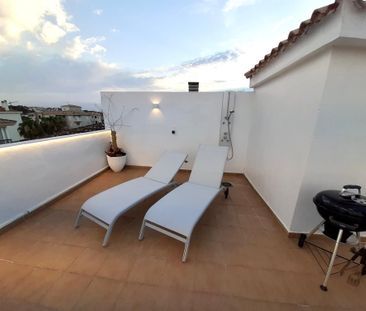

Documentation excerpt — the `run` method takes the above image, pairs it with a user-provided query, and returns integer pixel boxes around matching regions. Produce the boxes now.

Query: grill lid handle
[343,185,361,192]
[329,216,359,231]
[340,185,361,197]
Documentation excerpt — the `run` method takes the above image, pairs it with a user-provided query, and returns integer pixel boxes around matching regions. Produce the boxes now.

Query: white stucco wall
[244,0,366,233]
[244,50,332,229]
[0,131,109,228]
[101,91,252,173]
[291,45,366,232]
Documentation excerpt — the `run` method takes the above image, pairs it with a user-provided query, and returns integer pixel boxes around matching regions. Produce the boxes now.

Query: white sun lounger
[74,151,187,246]
[139,145,229,262]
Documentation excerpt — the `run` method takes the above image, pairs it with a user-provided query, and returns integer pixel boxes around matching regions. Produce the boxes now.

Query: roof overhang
[244,1,340,80]
[0,118,17,128]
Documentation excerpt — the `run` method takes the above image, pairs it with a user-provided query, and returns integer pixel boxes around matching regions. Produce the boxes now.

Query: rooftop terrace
[0,167,364,311]
[1,2,366,309]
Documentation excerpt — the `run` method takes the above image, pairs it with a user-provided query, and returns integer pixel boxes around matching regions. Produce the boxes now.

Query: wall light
[151,98,161,110]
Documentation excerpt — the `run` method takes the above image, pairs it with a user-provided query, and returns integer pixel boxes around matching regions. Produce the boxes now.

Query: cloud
[39,21,67,44]
[136,49,250,91]
[0,0,257,107]
[0,0,78,47]
[0,0,148,107]
[110,28,120,33]
[223,0,257,12]
[63,36,106,59]
[194,0,220,14]
[182,50,240,68]
[93,9,103,16]
[0,51,154,106]
[138,50,241,79]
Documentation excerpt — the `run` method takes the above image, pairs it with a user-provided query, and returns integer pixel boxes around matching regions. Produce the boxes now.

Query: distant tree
[8,105,32,114]
[40,116,66,135]
[18,116,66,139]
[18,117,45,139]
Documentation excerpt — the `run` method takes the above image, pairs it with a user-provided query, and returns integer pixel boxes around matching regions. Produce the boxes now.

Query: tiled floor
[0,167,365,310]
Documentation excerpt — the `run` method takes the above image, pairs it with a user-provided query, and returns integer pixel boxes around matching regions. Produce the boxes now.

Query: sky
[0,0,332,109]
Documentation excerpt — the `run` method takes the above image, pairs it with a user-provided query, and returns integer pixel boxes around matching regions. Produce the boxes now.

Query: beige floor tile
[138,234,184,260]
[224,265,268,300]
[96,252,136,281]
[189,239,225,265]
[40,272,92,311]
[16,241,83,270]
[0,297,57,311]
[127,256,167,286]
[192,262,228,295]
[8,267,62,304]
[0,261,33,296]
[61,226,106,249]
[191,293,245,311]
[115,283,192,311]
[73,277,123,311]
[159,258,196,290]
[67,248,107,276]
[0,235,39,262]
[1,169,366,311]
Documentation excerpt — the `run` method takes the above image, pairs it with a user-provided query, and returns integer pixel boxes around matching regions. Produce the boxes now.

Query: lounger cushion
[145,182,220,237]
[82,177,166,224]
[145,151,187,184]
[189,145,228,189]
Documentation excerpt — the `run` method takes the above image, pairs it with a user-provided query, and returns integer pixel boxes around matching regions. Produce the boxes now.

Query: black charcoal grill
[298,185,366,291]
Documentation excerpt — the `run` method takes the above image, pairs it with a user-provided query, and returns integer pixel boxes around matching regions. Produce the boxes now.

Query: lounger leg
[102,225,114,247]
[182,237,191,263]
[74,210,83,228]
[138,220,146,241]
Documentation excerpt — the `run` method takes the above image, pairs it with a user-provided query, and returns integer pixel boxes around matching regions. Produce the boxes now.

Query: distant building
[41,104,103,129]
[0,101,23,144]
[61,104,82,112]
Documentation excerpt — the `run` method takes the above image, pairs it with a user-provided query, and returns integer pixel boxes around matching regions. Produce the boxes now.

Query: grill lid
[314,190,366,231]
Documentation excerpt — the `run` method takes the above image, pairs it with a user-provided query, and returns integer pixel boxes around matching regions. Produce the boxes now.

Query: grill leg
[224,187,229,199]
[308,220,326,237]
[298,220,325,248]
[320,228,344,291]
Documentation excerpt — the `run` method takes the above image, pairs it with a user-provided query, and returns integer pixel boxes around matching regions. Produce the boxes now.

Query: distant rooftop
[42,110,102,117]
[61,104,82,108]
[0,118,16,127]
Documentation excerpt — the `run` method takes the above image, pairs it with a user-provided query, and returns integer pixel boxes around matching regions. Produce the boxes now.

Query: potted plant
[103,94,138,172]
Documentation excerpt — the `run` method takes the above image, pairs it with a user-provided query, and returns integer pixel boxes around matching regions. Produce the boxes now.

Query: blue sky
[0,0,332,109]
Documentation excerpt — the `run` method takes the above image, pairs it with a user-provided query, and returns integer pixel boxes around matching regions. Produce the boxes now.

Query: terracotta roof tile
[245,1,340,79]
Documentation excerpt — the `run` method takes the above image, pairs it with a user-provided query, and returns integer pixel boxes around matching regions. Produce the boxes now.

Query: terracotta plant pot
[106,154,127,172]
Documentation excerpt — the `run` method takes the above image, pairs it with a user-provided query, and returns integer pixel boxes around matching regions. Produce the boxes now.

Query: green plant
[18,115,66,139]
